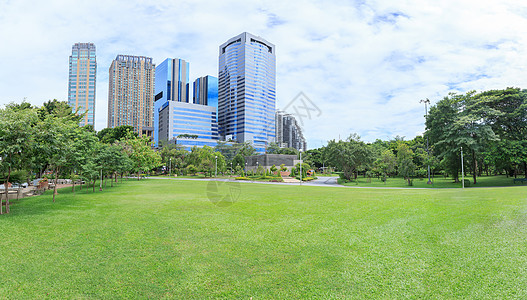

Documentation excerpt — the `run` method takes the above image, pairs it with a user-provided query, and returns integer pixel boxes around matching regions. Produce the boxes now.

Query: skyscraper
[218,32,276,153]
[154,59,218,148]
[107,55,155,136]
[275,110,307,152]
[153,58,189,144]
[193,75,218,107]
[68,43,96,126]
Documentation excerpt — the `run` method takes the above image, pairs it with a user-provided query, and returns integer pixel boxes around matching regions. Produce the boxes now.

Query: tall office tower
[153,58,190,145]
[68,43,96,126]
[107,55,155,136]
[218,32,276,153]
[154,59,218,148]
[193,75,218,107]
[275,110,307,152]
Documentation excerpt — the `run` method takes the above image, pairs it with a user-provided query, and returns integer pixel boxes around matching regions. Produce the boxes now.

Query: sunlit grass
[0,179,526,298]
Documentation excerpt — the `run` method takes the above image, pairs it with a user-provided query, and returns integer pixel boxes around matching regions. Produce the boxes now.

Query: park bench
[513,178,527,184]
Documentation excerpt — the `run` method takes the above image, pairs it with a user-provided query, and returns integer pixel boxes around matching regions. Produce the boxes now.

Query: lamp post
[169,157,172,177]
[215,156,217,178]
[256,161,259,174]
[245,162,247,174]
[99,169,103,191]
[420,98,432,184]
[230,162,233,176]
[299,149,303,185]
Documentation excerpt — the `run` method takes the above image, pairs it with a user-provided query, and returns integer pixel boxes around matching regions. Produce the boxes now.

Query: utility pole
[420,98,432,184]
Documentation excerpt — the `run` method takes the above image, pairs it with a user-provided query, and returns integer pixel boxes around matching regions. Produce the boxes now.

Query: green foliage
[177,134,198,139]
[280,164,288,172]
[396,143,416,185]
[97,125,137,144]
[324,134,374,181]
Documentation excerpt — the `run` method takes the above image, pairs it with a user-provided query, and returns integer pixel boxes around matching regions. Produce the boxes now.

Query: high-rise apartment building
[107,55,155,136]
[218,32,276,153]
[193,75,218,107]
[68,43,96,126]
[154,59,218,148]
[275,110,307,152]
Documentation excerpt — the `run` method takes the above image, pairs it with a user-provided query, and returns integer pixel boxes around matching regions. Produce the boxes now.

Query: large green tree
[0,104,38,213]
[324,134,374,181]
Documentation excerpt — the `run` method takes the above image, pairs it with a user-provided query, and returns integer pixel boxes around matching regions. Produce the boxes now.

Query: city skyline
[2,1,527,149]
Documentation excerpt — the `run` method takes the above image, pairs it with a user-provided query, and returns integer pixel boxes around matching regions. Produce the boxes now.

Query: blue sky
[1,0,527,149]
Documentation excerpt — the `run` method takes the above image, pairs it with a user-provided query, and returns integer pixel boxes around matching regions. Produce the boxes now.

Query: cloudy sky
[1,0,527,148]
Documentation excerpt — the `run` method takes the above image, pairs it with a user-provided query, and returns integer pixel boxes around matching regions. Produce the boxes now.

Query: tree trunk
[52,166,60,203]
[3,165,12,214]
[92,180,95,193]
[72,180,75,194]
[524,162,527,179]
[472,150,477,185]
[137,171,140,180]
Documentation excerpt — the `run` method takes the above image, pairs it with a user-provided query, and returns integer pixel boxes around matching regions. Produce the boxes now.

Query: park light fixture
[299,149,303,185]
[215,156,217,178]
[420,98,432,184]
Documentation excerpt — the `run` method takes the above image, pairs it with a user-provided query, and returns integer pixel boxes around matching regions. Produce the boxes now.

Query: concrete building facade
[275,110,307,152]
[107,55,155,136]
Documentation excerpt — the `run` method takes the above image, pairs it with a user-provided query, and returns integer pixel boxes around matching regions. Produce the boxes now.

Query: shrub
[235,177,250,180]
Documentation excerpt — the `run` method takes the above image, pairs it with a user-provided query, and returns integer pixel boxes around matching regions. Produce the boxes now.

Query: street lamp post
[230,162,233,176]
[169,157,172,177]
[420,98,432,184]
[215,156,217,178]
[299,150,303,185]
[256,161,259,175]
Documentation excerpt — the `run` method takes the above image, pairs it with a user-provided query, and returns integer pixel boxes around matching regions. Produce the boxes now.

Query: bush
[235,177,250,180]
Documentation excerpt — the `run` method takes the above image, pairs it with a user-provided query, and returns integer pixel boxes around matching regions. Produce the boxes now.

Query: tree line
[0,100,162,214]
[301,87,527,185]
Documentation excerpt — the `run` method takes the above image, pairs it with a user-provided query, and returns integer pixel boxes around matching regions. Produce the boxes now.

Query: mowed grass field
[340,174,527,188]
[1,179,526,298]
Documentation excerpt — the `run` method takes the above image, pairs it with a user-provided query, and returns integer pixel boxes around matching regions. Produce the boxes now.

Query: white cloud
[1,0,527,148]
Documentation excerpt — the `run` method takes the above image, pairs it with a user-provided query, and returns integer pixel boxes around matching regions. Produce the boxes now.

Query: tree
[396,143,416,185]
[374,149,396,179]
[0,104,38,213]
[97,125,137,144]
[119,134,161,179]
[324,134,374,181]
[426,91,498,184]
[266,142,281,154]
[38,99,82,123]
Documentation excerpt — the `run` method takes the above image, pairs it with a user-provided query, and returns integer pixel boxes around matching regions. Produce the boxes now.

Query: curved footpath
[149,176,467,190]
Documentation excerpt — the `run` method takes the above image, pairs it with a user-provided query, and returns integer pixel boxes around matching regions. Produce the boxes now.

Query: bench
[513,178,527,184]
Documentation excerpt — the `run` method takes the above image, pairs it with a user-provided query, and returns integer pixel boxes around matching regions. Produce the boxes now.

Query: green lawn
[340,174,527,188]
[1,179,527,298]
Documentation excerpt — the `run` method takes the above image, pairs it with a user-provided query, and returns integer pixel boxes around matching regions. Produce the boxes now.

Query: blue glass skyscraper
[154,58,190,145]
[218,32,276,153]
[154,58,218,148]
[193,75,218,108]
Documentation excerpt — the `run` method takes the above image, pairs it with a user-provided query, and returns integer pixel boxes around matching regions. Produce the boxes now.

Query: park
[0,89,526,298]
[0,178,526,298]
